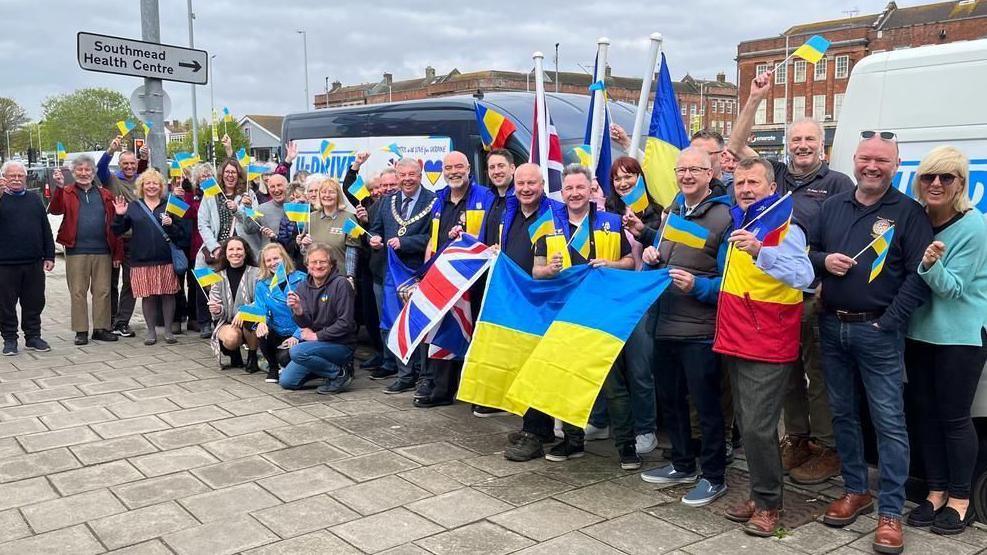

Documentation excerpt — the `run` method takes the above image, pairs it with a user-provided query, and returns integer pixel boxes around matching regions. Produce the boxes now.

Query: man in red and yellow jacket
[713,158,813,537]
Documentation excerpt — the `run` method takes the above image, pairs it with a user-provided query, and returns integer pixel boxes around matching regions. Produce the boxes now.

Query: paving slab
[113,472,211,509]
[331,475,431,515]
[21,488,127,533]
[489,498,604,541]
[243,530,362,555]
[414,521,534,554]
[162,515,279,555]
[330,507,444,553]
[252,494,360,537]
[0,525,104,555]
[405,487,512,528]
[90,501,199,550]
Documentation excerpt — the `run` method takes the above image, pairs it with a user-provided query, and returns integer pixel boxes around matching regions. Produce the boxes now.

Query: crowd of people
[0,69,985,554]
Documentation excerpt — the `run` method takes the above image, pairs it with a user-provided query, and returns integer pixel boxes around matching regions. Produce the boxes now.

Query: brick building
[314,66,737,138]
[736,0,987,156]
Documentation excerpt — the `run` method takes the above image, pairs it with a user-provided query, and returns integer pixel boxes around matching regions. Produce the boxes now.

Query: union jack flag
[426,292,474,360]
[387,235,495,364]
[530,94,564,200]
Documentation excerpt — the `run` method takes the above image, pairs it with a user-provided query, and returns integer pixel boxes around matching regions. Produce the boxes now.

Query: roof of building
[241,115,283,139]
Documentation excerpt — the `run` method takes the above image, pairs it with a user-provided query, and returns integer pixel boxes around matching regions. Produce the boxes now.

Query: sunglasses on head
[918,173,960,186]
[860,130,897,141]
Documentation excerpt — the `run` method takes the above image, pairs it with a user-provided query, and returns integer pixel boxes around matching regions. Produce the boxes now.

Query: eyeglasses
[860,130,897,141]
[918,173,960,186]
[674,166,711,175]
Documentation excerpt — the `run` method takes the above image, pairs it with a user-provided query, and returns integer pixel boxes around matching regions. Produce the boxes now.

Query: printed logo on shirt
[320,294,330,303]
[872,218,894,239]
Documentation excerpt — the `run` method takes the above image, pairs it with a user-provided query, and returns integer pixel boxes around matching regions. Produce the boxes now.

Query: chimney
[383,72,393,86]
[425,66,436,81]
[605,64,612,79]
[331,80,342,91]
[716,71,726,83]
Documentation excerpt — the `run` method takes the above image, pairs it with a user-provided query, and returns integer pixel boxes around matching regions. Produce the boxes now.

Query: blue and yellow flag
[868,226,895,283]
[165,194,190,217]
[223,107,233,123]
[199,176,222,197]
[142,120,153,137]
[527,209,554,245]
[247,163,266,181]
[169,160,182,178]
[56,142,67,161]
[621,176,649,214]
[380,142,402,159]
[237,304,266,324]
[270,261,289,292]
[583,53,613,196]
[571,145,592,168]
[174,152,198,169]
[243,206,263,220]
[347,176,370,201]
[662,213,709,249]
[192,267,222,287]
[320,140,335,161]
[642,53,691,208]
[236,147,250,167]
[341,218,366,238]
[283,202,310,223]
[116,119,137,136]
[568,218,591,259]
[793,35,831,64]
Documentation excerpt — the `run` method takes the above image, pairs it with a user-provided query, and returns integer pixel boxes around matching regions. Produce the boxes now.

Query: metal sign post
[140,0,166,172]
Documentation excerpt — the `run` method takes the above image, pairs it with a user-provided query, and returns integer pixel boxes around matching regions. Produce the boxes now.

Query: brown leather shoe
[790,447,841,485]
[725,499,756,522]
[781,435,813,472]
[823,492,874,527]
[744,508,782,537]
[873,515,904,554]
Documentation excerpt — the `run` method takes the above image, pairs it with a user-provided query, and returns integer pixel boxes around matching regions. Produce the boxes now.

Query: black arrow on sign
[178,60,202,72]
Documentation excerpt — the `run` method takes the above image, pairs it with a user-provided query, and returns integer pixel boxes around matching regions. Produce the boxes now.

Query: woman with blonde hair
[904,145,987,535]
[253,242,306,383]
[297,176,360,284]
[111,168,187,345]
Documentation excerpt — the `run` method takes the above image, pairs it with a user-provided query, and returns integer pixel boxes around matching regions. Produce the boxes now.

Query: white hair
[304,173,328,190]
[71,155,96,171]
[190,162,216,184]
[0,160,26,176]
[394,158,421,173]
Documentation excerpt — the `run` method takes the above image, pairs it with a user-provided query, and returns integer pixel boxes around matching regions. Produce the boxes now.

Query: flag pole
[629,33,662,161]
[589,37,610,172]
[772,52,795,75]
[532,51,550,193]
[740,191,793,230]
[851,225,895,261]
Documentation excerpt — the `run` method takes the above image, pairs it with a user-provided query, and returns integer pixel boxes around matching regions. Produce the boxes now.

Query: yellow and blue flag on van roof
[868,226,895,283]
[165,194,190,217]
[641,53,691,208]
[320,140,335,161]
[661,212,710,249]
[56,142,67,161]
[192,267,222,288]
[347,175,370,201]
[793,35,831,64]
[621,176,649,214]
[568,217,591,259]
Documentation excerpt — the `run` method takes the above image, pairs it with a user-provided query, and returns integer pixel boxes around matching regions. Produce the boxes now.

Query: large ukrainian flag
[506,267,671,427]
[641,53,691,208]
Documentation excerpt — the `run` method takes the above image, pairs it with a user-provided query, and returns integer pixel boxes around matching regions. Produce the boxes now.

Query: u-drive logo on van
[894,159,987,212]
[296,151,358,180]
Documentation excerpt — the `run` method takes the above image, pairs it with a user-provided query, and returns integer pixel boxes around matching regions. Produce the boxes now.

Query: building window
[773,98,787,124]
[755,100,767,125]
[755,63,769,77]
[726,100,733,114]
[792,96,805,120]
[794,60,807,83]
[681,105,686,116]
[813,95,826,120]
[726,121,733,136]
[775,62,787,84]
[814,57,827,80]
[835,55,850,79]
[834,93,845,120]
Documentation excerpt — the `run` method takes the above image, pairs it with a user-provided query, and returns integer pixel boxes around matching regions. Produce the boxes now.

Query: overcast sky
[4,0,892,122]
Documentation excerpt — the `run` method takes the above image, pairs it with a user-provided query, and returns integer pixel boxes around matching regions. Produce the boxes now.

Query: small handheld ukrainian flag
[793,35,831,64]
[283,202,310,223]
[571,145,592,168]
[169,160,182,178]
[342,219,367,238]
[270,261,289,292]
[247,163,266,181]
[166,194,190,217]
[237,304,267,324]
[56,142,67,161]
[320,140,335,161]
[621,176,649,214]
[175,152,198,169]
[199,176,222,197]
[568,218,591,259]
[661,213,709,249]
[236,147,250,167]
[347,176,370,201]
[192,267,223,287]
[116,119,137,136]
[244,206,263,220]
[142,120,153,137]
[868,226,895,283]
[527,209,554,245]
[223,107,233,123]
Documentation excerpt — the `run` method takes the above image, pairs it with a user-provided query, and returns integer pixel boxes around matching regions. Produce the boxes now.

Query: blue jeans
[624,305,657,435]
[279,341,354,390]
[819,313,909,517]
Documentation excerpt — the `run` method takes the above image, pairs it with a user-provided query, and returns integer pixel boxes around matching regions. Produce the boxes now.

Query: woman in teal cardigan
[904,146,987,536]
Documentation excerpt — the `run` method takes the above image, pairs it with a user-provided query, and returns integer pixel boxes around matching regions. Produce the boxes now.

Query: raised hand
[112,195,128,216]
[750,70,773,100]
[354,151,370,166]
[285,141,299,163]
[109,135,123,153]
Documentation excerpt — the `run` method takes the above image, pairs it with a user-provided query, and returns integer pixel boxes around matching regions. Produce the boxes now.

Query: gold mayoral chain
[391,195,436,236]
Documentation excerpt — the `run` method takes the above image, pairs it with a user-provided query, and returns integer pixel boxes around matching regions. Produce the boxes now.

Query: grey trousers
[783,295,835,447]
[727,355,793,510]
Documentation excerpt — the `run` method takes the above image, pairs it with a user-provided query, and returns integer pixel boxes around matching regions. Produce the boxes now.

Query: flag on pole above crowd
[529,52,564,200]
[793,35,831,64]
[641,53,690,208]
[584,42,613,196]
[475,103,517,151]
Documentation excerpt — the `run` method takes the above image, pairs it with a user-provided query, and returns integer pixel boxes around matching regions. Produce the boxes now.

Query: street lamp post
[209,54,217,164]
[297,30,310,111]
[186,0,199,157]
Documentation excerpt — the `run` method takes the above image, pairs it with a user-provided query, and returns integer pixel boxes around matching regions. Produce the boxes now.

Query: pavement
[1,262,986,554]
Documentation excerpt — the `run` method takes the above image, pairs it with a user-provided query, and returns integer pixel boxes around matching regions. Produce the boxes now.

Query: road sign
[77,31,208,85]
[130,85,171,121]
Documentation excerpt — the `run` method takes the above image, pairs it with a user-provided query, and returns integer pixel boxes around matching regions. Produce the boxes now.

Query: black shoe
[414,396,453,408]
[244,350,260,374]
[171,322,183,335]
[905,500,938,528]
[24,337,50,352]
[74,332,89,346]
[222,349,245,369]
[472,405,506,418]
[112,324,136,338]
[317,369,353,395]
[545,440,585,462]
[504,432,545,461]
[620,443,642,470]
[2,340,17,356]
[359,354,383,371]
[91,329,118,342]
[931,506,974,535]
[199,322,213,339]
[265,367,279,383]
[186,321,201,332]
[725,442,735,465]
[414,379,433,400]
[384,379,416,394]
[369,367,398,380]
[508,430,553,445]
[164,334,177,345]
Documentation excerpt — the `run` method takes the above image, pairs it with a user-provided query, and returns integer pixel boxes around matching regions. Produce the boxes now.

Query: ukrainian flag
[223,107,233,123]
[169,160,182,178]
[199,177,222,197]
[569,218,591,259]
[527,209,554,245]
[166,194,190,218]
[237,304,267,324]
[662,213,709,249]
[348,176,370,201]
[142,120,153,137]
[116,120,137,136]
[621,176,649,214]
[283,202,310,223]
[868,226,895,283]
[505,266,672,427]
[545,234,571,270]
[244,206,263,219]
[236,148,250,167]
[192,267,222,287]
[380,143,402,159]
[641,53,690,208]
[320,140,335,161]
[571,145,592,168]
[793,35,831,64]
[175,152,197,169]
[247,164,266,181]
[270,261,289,291]
[342,218,366,238]
[56,142,67,161]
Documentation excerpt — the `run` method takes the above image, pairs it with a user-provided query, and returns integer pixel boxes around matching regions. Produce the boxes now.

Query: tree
[167,118,249,163]
[41,88,131,152]
[0,97,29,161]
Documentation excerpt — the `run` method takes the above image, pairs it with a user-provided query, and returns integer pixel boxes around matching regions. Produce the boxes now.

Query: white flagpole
[629,33,663,161]
[740,191,793,230]
[532,51,550,193]
[852,225,895,261]
[589,37,610,172]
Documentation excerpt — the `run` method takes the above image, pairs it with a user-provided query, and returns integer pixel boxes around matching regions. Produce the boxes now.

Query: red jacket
[48,184,124,262]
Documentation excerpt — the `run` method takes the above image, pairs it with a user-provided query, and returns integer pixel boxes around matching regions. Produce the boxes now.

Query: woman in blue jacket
[253,243,306,383]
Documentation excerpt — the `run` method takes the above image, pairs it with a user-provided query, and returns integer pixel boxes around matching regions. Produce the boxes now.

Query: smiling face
[141,176,163,199]
[377,172,398,196]
[72,161,95,186]
[262,248,283,273]
[319,183,338,210]
[1,163,27,192]
[267,175,288,203]
[119,152,138,179]
[396,162,421,196]
[513,164,544,211]
[561,172,591,214]
[853,138,899,198]
[226,239,246,268]
[674,149,712,199]
[306,248,332,281]
[305,182,320,204]
[221,164,239,189]
[787,120,822,172]
[442,152,470,190]
[733,163,776,211]
[487,153,514,190]
[612,167,639,196]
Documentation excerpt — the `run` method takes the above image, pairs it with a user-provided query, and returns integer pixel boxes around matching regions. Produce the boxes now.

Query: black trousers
[0,262,46,341]
[258,330,293,371]
[110,239,136,327]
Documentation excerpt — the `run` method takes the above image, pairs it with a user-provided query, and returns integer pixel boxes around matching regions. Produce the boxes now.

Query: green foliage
[41,88,131,152]
[0,97,29,160]
[167,118,249,162]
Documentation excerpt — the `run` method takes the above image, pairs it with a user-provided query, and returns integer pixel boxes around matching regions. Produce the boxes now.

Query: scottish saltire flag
[166,194,190,217]
[745,194,793,247]
[425,292,474,360]
[381,248,418,331]
[869,226,895,283]
[199,177,222,197]
[270,261,289,292]
[621,176,649,214]
[642,53,690,208]
[793,35,831,64]
[237,304,266,324]
[530,96,564,200]
[475,103,517,151]
[320,140,335,161]
[283,202,310,223]
[662,213,709,249]
[56,142,67,161]
[348,176,370,201]
[583,54,613,196]
[568,217,591,259]
[116,120,137,136]
[192,267,222,287]
[387,235,495,364]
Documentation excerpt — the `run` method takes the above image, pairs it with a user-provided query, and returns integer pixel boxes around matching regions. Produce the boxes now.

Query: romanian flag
[793,35,831,64]
[744,194,793,247]
[662,213,709,249]
[621,176,649,214]
[169,160,182,178]
[641,53,690,208]
[347,176,370,201]
[199,177,222,197]
[192,267,222,287]
[175,152,198,169]
[116,120,137,136]
[237,304,267,324]
[247,163,267,181]
[56,142,67,161]
[165,194,190,217]
[270,261,289,291]
[283,202,310,223]
[320,140,335,161]
[475,103,517,151]
[868,226,895,283]
[223,107,233,123]
[568,218,591,259]
[341,218,366,238]
[528,209,554,245]
[236,148,250,167]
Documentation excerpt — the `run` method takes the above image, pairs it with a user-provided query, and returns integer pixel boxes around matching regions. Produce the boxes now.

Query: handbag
[136,200,189,275]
